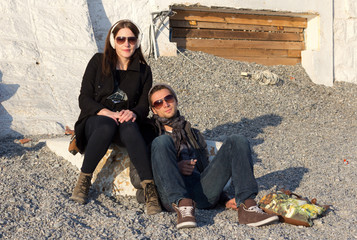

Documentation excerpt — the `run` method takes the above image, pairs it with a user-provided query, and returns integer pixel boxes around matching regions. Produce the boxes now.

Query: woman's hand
[117,109,137,123]
[97,108,121,125]
[97,108,137,124]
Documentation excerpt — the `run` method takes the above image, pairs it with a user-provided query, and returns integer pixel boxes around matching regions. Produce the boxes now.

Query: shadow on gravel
[257,167,309,192]
[0,138,46,158]
[204,114,283,164]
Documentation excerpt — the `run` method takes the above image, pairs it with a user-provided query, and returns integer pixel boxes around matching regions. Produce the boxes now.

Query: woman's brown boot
[140,180,162,215]
[70,172,92,204]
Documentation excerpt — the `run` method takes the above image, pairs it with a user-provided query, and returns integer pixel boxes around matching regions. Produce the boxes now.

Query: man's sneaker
[238,203,279,227]
[172,198,197,229]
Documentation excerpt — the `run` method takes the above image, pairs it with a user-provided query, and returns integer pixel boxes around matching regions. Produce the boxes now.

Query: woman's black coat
[74,53,152,153]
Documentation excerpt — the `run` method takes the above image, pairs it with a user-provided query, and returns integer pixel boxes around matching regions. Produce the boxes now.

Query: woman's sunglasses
[115,36,138,45]
[152,94,175,109]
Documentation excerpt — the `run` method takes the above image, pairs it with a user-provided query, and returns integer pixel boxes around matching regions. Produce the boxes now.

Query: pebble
[0,50,356,239]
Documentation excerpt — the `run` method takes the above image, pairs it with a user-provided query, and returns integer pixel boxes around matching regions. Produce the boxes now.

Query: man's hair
[148,83,177,106]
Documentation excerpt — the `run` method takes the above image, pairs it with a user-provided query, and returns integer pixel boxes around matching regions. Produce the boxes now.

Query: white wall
[0,0,97,137]
[334,0,357,84]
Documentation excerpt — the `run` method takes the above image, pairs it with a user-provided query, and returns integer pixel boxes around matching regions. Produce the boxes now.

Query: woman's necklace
[116,60,129,70]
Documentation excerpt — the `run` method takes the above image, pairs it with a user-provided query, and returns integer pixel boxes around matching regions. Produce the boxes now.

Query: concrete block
[335,45,353,68]
[345,0,357,17]
[346,19,357,42]
[44,136,84,170]
[334,0,347,19]
[334,19,346,42]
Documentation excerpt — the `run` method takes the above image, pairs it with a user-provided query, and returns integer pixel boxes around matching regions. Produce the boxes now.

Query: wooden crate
[170,9,307,65]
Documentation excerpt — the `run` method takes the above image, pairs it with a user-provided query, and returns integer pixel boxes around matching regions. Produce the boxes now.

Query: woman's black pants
[81,115,152,181]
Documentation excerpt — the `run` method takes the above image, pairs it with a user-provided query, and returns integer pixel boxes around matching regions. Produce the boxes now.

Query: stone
[91,144,136,197]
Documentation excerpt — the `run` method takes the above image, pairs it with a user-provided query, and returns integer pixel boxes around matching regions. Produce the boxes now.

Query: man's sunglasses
[152,94,175,109]
[115,36,138,45]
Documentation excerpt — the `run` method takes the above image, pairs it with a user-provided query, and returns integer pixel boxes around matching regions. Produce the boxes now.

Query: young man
[147,83,279,229]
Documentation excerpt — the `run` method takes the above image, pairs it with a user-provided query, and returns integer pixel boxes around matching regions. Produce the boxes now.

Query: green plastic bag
[259,189,329,227]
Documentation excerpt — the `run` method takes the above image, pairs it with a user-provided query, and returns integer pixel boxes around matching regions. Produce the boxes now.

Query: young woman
[70,20,161,215]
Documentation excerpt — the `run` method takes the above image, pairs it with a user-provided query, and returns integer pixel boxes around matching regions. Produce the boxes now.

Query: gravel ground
[1,50,357,239]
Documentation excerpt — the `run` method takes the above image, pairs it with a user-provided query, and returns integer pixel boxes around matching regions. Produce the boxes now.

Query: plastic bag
[259,189,329,227]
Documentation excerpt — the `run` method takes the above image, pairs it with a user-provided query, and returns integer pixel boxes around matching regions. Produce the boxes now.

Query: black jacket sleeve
[78,53,106,116]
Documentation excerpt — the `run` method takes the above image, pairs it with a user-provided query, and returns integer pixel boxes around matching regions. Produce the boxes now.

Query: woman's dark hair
[102,20,147,76]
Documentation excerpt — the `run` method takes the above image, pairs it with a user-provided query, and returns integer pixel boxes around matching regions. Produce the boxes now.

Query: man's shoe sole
[177,221,197,229]
[246,215,279,227]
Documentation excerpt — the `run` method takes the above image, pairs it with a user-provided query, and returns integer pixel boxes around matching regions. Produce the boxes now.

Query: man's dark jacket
[141,119,210,172]
[74,53,152,153]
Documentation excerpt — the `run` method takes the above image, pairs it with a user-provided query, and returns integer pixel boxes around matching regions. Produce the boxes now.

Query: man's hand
[178,159,197,175]
[225,198,238,210]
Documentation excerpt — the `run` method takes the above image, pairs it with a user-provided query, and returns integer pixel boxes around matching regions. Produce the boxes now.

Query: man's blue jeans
[151,134,258,211]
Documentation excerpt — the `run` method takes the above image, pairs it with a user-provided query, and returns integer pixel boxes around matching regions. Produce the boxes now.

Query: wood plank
[226,56,301,65]
[172,28,304,41]
[288,50,301,57]
[169,9,305,66]
[171,38,305,50]
[171,10,307,28]
[171,6,313,19]
[170,20,304,33]
[185,47,301,58]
